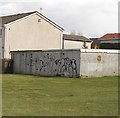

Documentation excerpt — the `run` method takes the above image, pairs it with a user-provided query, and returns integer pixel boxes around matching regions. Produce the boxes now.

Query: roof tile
[1,11,36,25]
[100,33,120,39]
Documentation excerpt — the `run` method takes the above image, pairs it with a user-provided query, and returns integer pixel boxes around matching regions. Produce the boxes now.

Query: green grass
[2,74,118,116]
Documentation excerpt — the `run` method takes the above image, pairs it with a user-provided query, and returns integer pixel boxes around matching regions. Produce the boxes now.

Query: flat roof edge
[10,49,120,54]
[80,49,120,53]
[10,49,81,53]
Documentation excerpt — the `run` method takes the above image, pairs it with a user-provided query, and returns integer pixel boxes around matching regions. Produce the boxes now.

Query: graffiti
[25,53,78,77]
[36,54,56,72]
[55,58,77,77]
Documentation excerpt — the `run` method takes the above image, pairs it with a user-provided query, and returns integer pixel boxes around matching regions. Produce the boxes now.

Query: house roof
[99,33,120,40]
[63,34,92,42]
[0,11,64,31]
[1,11,35,25]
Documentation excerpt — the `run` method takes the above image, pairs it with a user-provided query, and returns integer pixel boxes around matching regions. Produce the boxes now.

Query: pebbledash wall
[11,49,119,78]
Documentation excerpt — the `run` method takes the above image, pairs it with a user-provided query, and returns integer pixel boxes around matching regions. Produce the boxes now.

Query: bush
[2,59,13,73]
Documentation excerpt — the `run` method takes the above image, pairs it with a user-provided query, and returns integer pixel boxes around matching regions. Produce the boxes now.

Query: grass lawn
[2,74,118,116]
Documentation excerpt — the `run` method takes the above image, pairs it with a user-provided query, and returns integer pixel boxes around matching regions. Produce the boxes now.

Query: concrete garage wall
[11,49,119,78]
[80,49,119,77]
[11,50,80,78]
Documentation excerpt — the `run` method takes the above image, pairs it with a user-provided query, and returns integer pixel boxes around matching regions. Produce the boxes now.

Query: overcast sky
[0,0,119,38]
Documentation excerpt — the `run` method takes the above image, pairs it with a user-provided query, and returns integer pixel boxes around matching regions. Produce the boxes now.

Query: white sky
[0,0,119,38]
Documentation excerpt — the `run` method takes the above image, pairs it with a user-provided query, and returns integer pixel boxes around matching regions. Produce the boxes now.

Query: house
[99,33,120,49]
[0,11,64,59]
[63,34,92,49]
